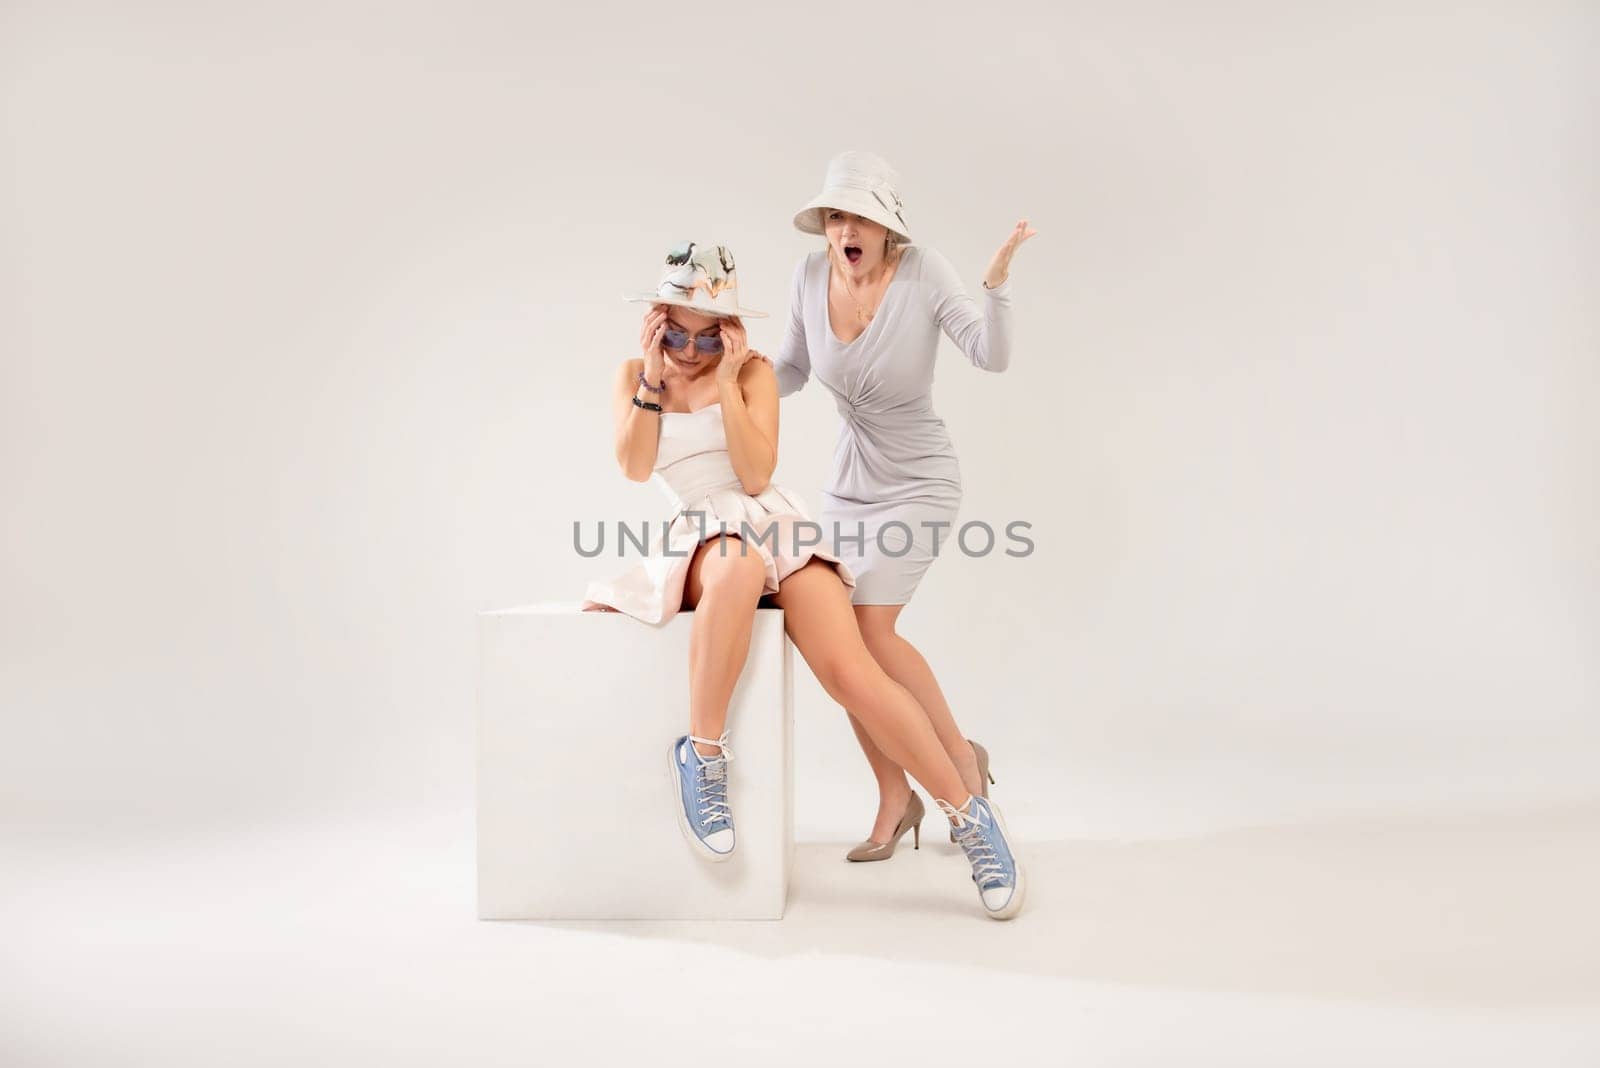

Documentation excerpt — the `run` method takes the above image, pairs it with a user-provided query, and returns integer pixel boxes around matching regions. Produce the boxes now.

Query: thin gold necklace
[833,247,892,323]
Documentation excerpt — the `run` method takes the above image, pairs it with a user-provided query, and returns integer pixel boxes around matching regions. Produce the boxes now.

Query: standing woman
[769,150,1036,859]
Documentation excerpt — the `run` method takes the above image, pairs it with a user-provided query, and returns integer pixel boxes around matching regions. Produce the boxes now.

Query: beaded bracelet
[637,370,665,393]
[632,396,663,412]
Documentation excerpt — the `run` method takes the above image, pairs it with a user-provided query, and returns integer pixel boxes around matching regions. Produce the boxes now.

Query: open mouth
[843,245,862,264]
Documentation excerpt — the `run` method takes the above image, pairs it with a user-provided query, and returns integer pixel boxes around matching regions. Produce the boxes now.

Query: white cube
[476,603,794,920]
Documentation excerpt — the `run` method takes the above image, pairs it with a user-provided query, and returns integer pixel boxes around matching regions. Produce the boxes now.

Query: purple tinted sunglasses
[663,326,724,355]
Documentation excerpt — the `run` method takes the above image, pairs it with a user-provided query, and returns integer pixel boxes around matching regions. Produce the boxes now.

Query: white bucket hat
[792,150,912,242]
[622,240,768,319]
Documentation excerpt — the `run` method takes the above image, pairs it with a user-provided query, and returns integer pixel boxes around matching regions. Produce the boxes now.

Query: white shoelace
[938,798,1006,888]
[687,732,734,825]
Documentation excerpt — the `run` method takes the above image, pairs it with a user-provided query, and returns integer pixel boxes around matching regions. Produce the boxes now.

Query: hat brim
[792,190,912,242]
[622,293,768,319]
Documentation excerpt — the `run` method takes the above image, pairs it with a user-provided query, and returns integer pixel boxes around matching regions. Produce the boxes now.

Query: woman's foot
[867,779,916,845]
[846,791,925,861]
[668,732,735,862]
[937,794,1026,920]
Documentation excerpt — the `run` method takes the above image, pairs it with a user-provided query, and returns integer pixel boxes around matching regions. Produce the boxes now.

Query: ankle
[877,779,912,804]
[943,794,974,825]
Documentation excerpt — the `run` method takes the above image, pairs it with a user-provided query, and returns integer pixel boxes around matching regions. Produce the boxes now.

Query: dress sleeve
[923,246,1013,373]
[771,256,813,397]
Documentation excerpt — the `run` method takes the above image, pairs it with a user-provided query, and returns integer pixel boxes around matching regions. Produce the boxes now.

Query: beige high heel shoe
[949,740,995,843]
[846,790,926,862]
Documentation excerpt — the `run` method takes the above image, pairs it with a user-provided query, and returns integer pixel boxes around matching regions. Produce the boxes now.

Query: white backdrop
[3,1,1596,842]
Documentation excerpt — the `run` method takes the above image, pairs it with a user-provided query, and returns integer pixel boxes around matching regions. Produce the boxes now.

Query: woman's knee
[697,536,767,596]
[853,608,898,657]
[856,625,894,659]
[813,653,883,711]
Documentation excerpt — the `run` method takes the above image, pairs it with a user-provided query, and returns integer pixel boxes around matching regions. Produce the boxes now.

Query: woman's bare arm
[718,358,779,495]
[612,357,661,481]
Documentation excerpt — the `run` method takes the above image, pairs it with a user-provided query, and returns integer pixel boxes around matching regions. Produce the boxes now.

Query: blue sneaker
[937,794,1026,919]
[668,732,735,861]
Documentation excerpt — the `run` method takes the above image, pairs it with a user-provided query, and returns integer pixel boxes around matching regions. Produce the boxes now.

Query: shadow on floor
[526,798,1600,1008]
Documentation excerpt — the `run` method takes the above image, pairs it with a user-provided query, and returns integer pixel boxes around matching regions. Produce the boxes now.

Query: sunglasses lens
[662,328,689,350]
[695,335,724,354]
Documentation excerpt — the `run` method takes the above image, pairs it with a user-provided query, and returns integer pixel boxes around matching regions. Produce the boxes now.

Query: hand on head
[640,305,669,385]
[643,304,733,384]
[715,317,751,383]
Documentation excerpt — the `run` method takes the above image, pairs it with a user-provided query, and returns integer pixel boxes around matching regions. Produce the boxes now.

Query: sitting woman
[580,241,1026,920]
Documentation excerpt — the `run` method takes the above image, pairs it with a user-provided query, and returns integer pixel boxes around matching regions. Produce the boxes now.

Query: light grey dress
[770,244,1014,604]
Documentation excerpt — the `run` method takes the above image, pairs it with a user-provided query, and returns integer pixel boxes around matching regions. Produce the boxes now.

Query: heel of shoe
[971,740,995,790]
[912,820,921,849]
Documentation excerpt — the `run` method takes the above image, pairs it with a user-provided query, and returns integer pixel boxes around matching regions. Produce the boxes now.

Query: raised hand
[639,305,669,385]
[715,317,752,384]
[983,218,1038,289]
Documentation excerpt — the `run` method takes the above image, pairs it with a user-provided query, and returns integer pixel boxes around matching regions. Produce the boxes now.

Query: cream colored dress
[581,400,857,625]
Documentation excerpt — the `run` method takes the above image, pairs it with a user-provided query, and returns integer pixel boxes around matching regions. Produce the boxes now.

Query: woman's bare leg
[771,560,970,814]
[840,709,916,844]
[851,604,985,839]
[680,535,767,755]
